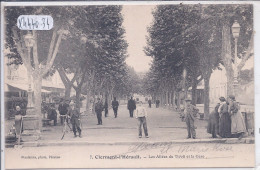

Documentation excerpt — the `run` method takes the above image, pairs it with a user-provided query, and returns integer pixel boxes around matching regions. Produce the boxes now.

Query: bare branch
[46,28,57,65]
[42,30,63,76]
[237,32,254,72]
[12,28,31,72]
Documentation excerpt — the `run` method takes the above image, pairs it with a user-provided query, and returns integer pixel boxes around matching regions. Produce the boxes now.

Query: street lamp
[24,32,35,108]
[231,20,241,96]
[24,32,35,48]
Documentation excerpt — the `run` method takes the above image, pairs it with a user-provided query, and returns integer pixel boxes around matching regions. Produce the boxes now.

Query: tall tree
[5,6,77,129]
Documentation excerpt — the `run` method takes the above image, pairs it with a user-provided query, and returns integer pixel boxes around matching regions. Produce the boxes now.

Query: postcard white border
[1,1,259,170]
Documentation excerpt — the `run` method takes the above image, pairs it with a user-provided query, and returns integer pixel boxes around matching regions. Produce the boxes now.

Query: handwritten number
[18,16,52,30]
[46,18,50,29]
[42,18,45,29]
[18,17,23,29]
[35,21,39,28]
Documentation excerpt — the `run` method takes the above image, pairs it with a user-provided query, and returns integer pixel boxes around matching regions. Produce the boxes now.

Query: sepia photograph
[1,1,256,169]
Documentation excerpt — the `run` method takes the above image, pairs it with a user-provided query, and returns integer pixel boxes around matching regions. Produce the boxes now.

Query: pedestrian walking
[155,99,160,108]
[112,97,119,118]
[58,98,69,125]
[228,95,246,139]
[48,104,57,126]
[104,99,108,117]
[218,97,231,138]
[127,97,136,118]
[135,102,149,138]
[95,98,103,125]
[207,103,220,138]
[68,102,82,138]
[184,98,199,139]
[148,99,152,108]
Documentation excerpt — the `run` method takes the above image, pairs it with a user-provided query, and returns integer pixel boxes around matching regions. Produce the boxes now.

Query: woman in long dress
[228,95,246,139]
[218,97,231,138]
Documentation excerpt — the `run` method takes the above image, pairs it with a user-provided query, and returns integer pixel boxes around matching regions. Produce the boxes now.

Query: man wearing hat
[68,102,82,137]
[58,98,69,125]
[95,98,104,125]
[184,98,199,139]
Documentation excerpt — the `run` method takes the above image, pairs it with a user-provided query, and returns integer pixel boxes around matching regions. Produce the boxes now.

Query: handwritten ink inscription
[17,15,53,30]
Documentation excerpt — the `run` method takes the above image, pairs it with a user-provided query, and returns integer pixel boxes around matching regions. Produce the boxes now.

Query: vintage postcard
[1,1,258,169]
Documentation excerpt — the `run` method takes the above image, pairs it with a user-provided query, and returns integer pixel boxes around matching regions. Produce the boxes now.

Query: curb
[10,137,255,148]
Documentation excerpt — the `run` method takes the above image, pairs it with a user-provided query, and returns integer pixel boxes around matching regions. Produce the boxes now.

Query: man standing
[68,102,82,138]
[184,98,199,139]
[155,99,160,108]
[148,99,152,108]
[48,104,57,126]
[127,97,136,118]
[104,99,108,117]
[95,98,103,125]
[135,102,149,138]
[112,97,119,118]
[58,99,69,125]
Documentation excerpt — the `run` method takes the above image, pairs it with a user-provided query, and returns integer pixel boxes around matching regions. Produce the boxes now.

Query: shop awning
[5,83,51,93]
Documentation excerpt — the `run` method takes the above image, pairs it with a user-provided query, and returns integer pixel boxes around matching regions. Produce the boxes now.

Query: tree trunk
[75,88,81,111]
[176,92,181,111]
[172,91,176,109]
[32,76,43,131]
[191,78,198,106]
[222,20,234,96]
[166,91,169,106]
[203,74,211,119]
[86,90,91,114]
[64,84,72,100]
[226,67,234,97]
[169,91,172,107]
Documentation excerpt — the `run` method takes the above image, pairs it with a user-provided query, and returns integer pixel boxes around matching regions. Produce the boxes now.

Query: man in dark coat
[156,99,160,108]
[95,98,103,125]
[112,97,119,118]
[48,104,57,126]
[58,99,69,125]
[104,99,108,117]
[127,97,136,118]
[68,102,82,138]
[148,99,152,108]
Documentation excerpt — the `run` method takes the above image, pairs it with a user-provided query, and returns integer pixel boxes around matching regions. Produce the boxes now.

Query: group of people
[13,94,247,141]
[207,95,246,139]
[144,99,160,108]
[45,99,82,138]
[94,96,149,138]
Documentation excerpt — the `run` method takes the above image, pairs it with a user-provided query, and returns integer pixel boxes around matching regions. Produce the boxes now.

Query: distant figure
[135,102,149,138]
[127,97,136,118]
[112,97,119,118]
[184,98,199,139]
[207,102,220,138]
[104,99,108,117]
[218,97,231,138]
[228,95,246,139]
[14,105,24,143]
[148,99,152,108]
[68,102,82,138]
[95,98,103,125]
[58,99,69,125]
[48,104,57,126]
[156,100,160,108]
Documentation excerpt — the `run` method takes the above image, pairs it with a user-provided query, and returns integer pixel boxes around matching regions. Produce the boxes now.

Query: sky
[122,5,155,73]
